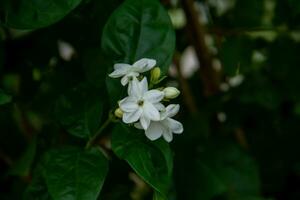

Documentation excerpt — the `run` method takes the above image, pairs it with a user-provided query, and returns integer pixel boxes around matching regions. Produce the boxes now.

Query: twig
[181,0,220,96]
[86,117,112,149]
[208,26,299,36]
[234,128,249,150]
[174,53,198,114]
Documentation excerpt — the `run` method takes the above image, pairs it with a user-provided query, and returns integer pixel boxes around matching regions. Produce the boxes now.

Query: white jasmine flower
[109,58,156,86]
[135,104,183,142]
[57,40,76,61]
[119,77,164,130]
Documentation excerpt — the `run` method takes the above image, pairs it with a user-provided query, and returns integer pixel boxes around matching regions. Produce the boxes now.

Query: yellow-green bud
[114,108,123,118]
[163,87,180,99]
[150,67,161,83]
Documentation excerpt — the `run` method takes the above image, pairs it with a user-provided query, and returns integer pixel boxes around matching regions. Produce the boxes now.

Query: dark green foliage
[0,0,83,29]
[55,83,104,139]
[42,147,108,200]
[1,0,300,199]
[112,124,173,199]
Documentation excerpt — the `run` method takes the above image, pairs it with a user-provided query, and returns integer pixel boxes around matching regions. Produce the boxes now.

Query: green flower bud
[163,87,180,99]
[150,67,161,83]
[114,108,123,118]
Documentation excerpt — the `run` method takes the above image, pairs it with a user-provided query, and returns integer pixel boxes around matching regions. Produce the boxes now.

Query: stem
[85,117,112,149]
[174,53,198,114]
[181,0,220,96]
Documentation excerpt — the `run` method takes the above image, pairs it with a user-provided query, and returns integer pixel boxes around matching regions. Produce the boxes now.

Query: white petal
[128,77,142,98]
[121,72,140,86]
[139,77,148,95]
[163,104,180,118]
[140,115,151,130]
[119,97,138,112]
[143,102,160,121]
[114,63,131,71]
[162,129,173,142]
[143,90,164,103]
[122,108,142,124]
[127,71,140,78]
[154,103,165,111]
[109,69,127,78]
[132,58,156,73]
[134,122,143,129]
[166,118,183,134]
[145,122,163,141]
[121,75,129,86]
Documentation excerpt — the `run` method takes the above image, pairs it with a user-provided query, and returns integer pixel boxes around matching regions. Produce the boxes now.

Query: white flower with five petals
[119,77,165,130]
[135,104,183,142]
[109,58,156,86]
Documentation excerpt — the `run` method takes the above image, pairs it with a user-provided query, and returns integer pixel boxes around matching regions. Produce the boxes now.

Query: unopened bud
[114,108,123,118]
[163,87,180,99]
[150,67,161,83]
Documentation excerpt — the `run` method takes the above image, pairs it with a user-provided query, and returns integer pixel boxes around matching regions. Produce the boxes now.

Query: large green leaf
[111,124,173,199]
[24,164,53,200]
[0,0,83,29]
[102,0,175,105]
[43,147,108,200]
[102,0,175,72]
[55,83,104,139]
[191,142,261,200]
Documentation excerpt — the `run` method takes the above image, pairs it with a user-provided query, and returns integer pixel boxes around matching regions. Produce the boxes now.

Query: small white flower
[228,74,244,87]
[109,58,156,86]
[119,77,164,130]
[135,104,183,142]
[57,40,76,61]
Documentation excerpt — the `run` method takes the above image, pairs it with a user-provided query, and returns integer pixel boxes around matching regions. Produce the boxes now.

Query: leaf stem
[85,116,112,149]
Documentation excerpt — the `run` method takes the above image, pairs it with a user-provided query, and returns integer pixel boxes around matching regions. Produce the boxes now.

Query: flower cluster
[109,58,183,142]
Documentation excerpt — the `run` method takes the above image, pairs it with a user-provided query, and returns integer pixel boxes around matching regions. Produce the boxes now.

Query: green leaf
[111,124,173,199]
[83,48,112,88]
[220,36,254,76]
[102,0,175,105]
[153,192,167,200]
[43,146,108,200]
[1,0,83,29]
[24,164,53,200]
[0,88,12,105]
[55,83,104,139]
[195,142,261,199]
[102,0,175,73]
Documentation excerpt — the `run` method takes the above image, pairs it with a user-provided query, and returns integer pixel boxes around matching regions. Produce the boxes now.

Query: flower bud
[150,67,161,83]
[114,108,123,118]
[163,87,180,99]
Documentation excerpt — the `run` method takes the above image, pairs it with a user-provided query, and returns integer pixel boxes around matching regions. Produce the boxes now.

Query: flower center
[128,76,133,81]
[137,100,144,106]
